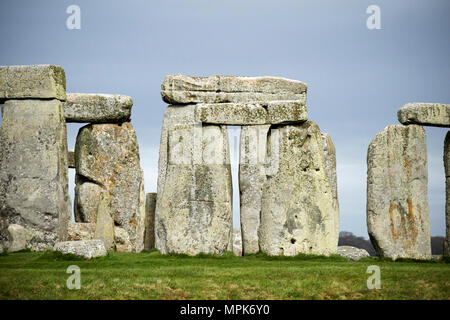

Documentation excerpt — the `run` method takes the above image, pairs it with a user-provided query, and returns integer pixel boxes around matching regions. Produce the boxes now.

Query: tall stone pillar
[0,65,71,251]
[144,192,157,250]
[444,131,450,256]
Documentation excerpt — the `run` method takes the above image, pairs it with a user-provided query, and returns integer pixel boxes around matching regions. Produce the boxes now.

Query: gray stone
[114,226,132,252]
[155,105,232,255]
[232,228,243,256]
[161,74,307,105]
[94,191,115,251]
[67,222,95,241]
[367,124,431,260]
[322,133,339,238]
[337,246,370,261]
[195,100,307,125]
[444,131,450,256]
[7,224,34,252]
[64,93,133,123]
[398,103,450,127]
[68,149,75,169]
[53,240,107,259]
[144,193,156,250]
[239,125,270,255]
[74,181,102,223]
[75,122,145,252]
[0,99,71,251]
[0,65,66,101]
[259,121,339,256]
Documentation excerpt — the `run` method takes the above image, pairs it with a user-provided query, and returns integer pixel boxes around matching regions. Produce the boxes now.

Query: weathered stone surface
[161,74,307,104]
[259,121,338,256]
[144,193,156,250]
[0,99,71,251]
[114,226,132,252]
[94,191,115,251]
[232,228,243,256]
[367,124,431,260]
[53,240,107,259]
[0,65,66,101]
[7,224,34,252]
[74,181,102,223]
[67,222,95,241]
[397,103,450,127]
[195,100,307,125]
[155,105,232,255]
[64,93,133,123]
[337,246,370,261]
[68,149,75,169]
[75,122,145,252]
[322,133,339,238]
[239,125,270,255]
[444,131,450,256]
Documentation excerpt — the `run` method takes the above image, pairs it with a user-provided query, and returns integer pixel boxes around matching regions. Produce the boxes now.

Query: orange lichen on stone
[389,202,399,240]
[407,197,415,220]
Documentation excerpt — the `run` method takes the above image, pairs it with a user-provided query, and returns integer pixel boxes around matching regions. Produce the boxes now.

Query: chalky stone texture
[444,132,450,256]
[239,125,270,255]
[232,228,243,256]
[195,100,307,125]
[397,103,450,127]
[337,246,370,261]
[367,124,431,260]
[75,122,145,252]
[64,93,133,123]
[161,74,307,105]
[114,226,132,252]
[0,65,66,101]
[53,240,107,259]
[155,105,232,255]
[259,121,338,256]
[144,193,157,250]
[322,133,339,238]
[67,222,95,241]
[74,181,102,223]
[0,99,71,251]
[7,224,34,252]
[94,191,115,251]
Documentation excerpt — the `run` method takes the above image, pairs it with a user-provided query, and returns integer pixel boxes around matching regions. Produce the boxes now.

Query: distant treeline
[338,231,444,256]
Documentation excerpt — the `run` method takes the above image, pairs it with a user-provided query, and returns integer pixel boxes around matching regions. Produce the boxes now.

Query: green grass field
[0,250,449,300]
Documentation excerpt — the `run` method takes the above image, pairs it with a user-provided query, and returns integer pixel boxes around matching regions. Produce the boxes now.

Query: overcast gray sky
[1,0,449,237]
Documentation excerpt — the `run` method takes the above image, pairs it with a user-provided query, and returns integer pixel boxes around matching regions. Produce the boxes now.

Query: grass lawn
[0,250,449,300]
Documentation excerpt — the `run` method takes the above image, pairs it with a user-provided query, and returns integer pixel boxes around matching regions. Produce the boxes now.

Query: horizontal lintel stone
[194,100,308,125]
[0,65,66,101]
[63,93,133,123]
[397,103,450,127]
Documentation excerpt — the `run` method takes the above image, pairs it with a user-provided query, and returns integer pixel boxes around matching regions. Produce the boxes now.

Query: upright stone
[144,193,156,250]
[322,133,339,238]
[259,121,338,256]
[367,125,431,260]
[94,191,115,251]
[155,105,232,255]
[0,99,71,250]
[239,125,270,254]
[74,122,145,252]
[444,131,450,256]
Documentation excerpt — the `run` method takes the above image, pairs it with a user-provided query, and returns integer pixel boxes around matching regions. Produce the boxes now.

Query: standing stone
[67,222,95,241]
[64,93,133,123]
[232,228,243,256]
[259,121,338,256]
[7,224,34,252]
[322,133,340,238]
[367,124,431,260]
[74,181,102,223]
[239,125,270,255]
[397,103,450,127]
[68,149,75,169]
[94,191,115,251]
[155,105,232,255]
[0,99,71,250]
[444,131,450,256]
[144,193,156,250]
[0,65,66,101]
[74,122,145,252]
[114,226,132,252]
